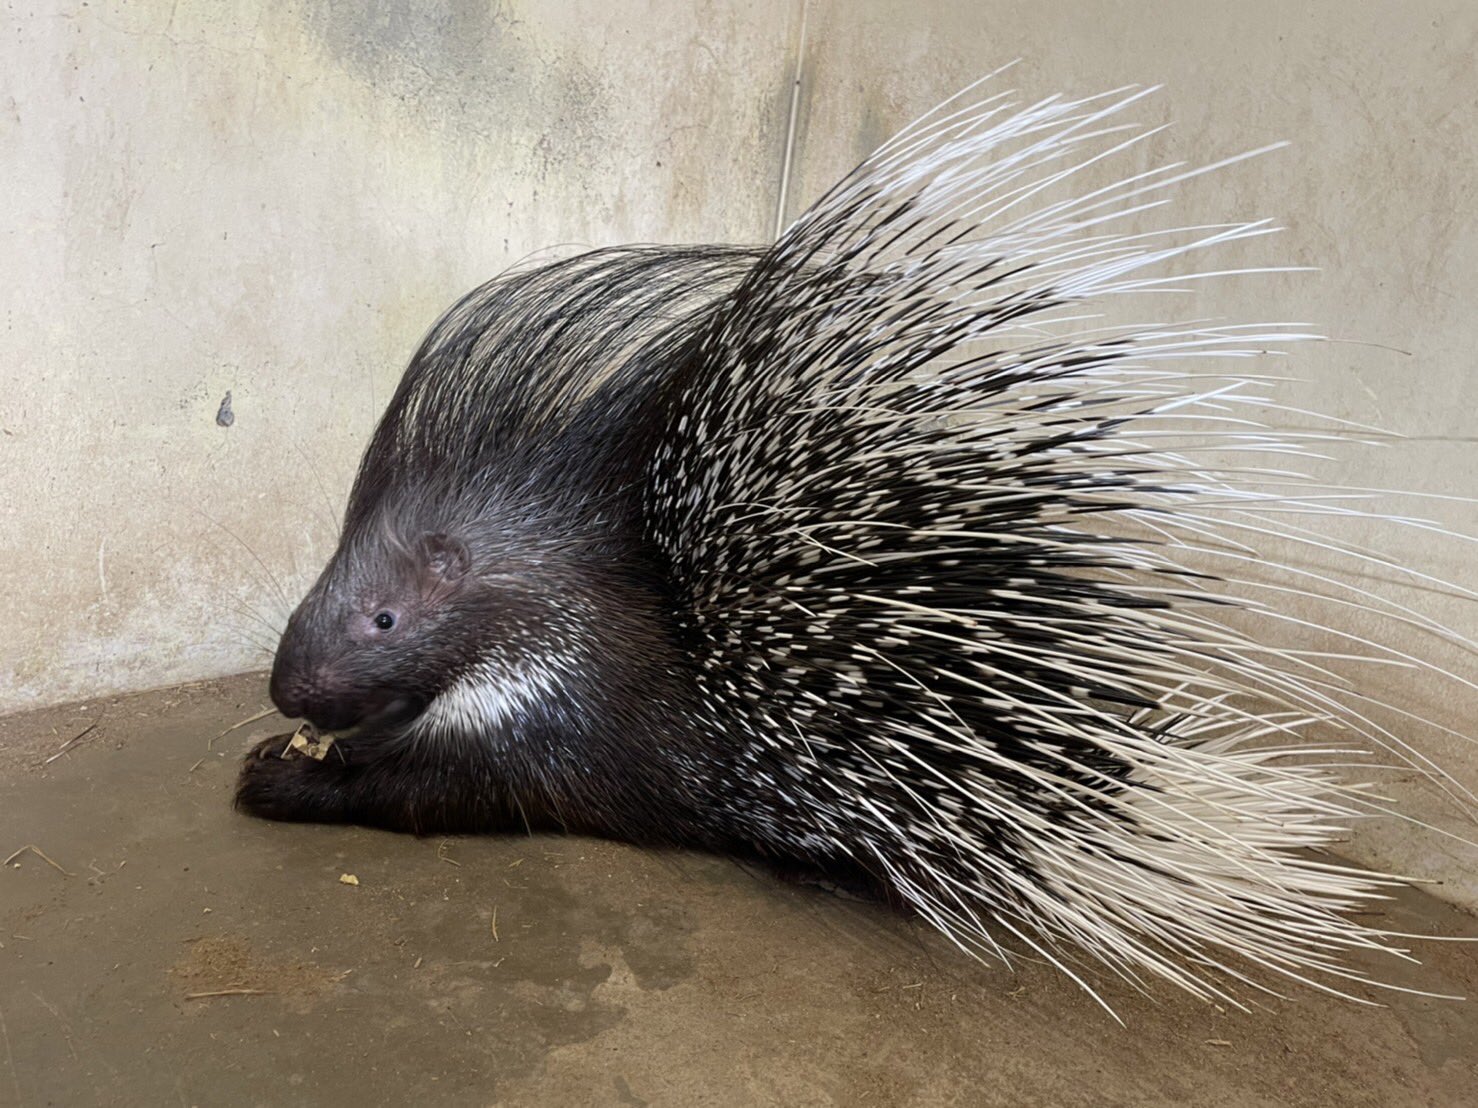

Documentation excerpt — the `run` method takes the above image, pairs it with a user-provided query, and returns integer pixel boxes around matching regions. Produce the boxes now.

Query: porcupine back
[642,84,1476,1009]
[344,245,759,537]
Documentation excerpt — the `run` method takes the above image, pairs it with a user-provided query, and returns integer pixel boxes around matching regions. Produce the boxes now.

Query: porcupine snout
[269,645,416,732]
[267,605,385,732]
[268,636,353,731]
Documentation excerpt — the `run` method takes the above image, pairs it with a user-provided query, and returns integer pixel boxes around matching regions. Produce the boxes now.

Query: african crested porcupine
[237,81,1475,1010]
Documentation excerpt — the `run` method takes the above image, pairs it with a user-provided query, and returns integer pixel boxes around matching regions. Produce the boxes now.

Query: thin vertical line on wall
[774,0,809,242]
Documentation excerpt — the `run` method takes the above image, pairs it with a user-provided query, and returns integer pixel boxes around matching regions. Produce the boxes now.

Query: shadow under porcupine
[235,76,1476,1014]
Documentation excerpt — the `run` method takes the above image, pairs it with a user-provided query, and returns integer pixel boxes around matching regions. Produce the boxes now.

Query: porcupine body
[238,83,1474,1009]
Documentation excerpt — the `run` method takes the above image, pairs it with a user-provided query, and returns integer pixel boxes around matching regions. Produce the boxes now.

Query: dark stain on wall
[298,1,611,165]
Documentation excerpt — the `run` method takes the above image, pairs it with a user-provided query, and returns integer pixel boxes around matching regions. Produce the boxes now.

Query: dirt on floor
[0,674,1475,1107]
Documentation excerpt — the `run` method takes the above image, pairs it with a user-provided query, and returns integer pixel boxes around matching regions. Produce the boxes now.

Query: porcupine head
[268,436,638,749]
[268,475,655,742]
[269,510,480,735]
[261,452,645,836]
[269,256,653,738]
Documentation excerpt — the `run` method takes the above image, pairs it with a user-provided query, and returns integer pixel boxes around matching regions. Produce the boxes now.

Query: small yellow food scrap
[339,873,359,886]
[287,723,337,761]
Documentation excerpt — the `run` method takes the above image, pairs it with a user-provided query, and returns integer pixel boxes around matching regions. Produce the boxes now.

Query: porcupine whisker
[224,629,279,662]
[226,620,280,655]
[219,585,289,646]
[290,441,346,543]
[185,506,297,623]
[190,552,290,637]
[222,599,288,645]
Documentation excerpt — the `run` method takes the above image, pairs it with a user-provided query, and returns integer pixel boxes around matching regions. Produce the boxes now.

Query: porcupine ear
[416,532,471,589]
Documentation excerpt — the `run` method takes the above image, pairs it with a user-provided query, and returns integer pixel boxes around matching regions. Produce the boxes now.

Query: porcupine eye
[372,611,396,631]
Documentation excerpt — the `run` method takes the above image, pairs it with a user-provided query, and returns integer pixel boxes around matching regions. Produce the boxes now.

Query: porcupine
[236,81,1476,1010]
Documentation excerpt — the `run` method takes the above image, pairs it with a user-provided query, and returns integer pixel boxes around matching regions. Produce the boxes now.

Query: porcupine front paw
[234,726,523,835]
[234,731,345,823]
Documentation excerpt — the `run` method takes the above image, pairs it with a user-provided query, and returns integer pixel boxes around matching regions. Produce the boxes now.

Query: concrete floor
[1,676,1475,1107]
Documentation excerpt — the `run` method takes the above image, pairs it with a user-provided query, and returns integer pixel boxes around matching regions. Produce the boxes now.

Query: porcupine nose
[269,664,364,731]
[267,657,309,722]
[267,640,355,730]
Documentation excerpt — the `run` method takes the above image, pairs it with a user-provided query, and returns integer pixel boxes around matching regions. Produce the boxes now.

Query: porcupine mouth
[297,692,426,739]
[359,693,425,732]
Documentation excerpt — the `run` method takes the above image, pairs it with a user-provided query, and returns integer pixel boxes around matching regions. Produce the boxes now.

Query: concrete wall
[3,2,1474,896]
